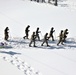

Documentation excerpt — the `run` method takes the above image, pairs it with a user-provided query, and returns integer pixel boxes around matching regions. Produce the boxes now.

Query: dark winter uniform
[42,0,46,3]
[49,27,55,41]
[23,25,30,39]
[57,30,64,45]
[48,0,51,3]
[48,0,55,3]
[63,29,69,42]
[54,0,58,6]
[4,27,9,41]
[30,0,39,2]
[36,27,41,41]
[29,32,36,47]
[41,33,49,46]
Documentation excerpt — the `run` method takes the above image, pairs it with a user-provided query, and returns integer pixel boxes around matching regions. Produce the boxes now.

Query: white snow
[0,0,76,75]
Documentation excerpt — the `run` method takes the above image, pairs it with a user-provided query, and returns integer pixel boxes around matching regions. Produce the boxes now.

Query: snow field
[0,0,76,75]
[0,54,42,75]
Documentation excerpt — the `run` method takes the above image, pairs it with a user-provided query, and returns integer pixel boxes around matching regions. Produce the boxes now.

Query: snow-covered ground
[0,0,76,75]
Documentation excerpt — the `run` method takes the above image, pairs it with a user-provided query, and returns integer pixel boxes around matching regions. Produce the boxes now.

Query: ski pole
[54,31,56,40]
[40,32,43,38]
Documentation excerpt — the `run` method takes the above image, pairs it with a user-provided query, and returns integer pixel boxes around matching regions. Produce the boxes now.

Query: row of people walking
[30,0,55,3]
[30,0,58,6]
[4,25,69,47]
[29,29,68,47]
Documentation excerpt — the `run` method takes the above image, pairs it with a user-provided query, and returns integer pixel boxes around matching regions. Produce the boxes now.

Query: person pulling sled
[48,27,55,41]
[63,29,69,42]
[41,33,50,46]
[4,27,9,41]
[23,25,30,39]
[29,32,37,47]
[35,27,41,41]
[57,30,64,46]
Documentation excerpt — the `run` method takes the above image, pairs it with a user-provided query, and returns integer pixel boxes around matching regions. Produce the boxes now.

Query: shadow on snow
[3,37,76,50]
[0,51,21,55]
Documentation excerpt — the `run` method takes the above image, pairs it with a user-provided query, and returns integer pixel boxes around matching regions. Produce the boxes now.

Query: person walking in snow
[35,27,41,41]
[30,0,39,2]
[48,27,55,41]
[57,30,64,46]
[42,0,46,3]
[48,0,55,3]
[54,0,58,6]
[4,27,9,41]
[23,25,30,39]
[29,32,37,47]
[48,0,52,3]
[63,29,69,42]
[41,33,50,46]
[37,0,39,2]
